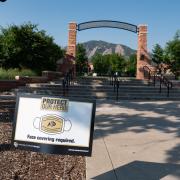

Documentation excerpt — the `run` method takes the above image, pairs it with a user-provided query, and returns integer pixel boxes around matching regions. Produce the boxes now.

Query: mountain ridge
[80,40,136,59]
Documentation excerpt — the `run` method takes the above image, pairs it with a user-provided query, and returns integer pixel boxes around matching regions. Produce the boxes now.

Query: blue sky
[0,0,179,51]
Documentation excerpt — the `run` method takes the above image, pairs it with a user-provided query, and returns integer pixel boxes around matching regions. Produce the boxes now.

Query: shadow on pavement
[95,100,180,164]
[166,143,180,164]
[93,161,180,180]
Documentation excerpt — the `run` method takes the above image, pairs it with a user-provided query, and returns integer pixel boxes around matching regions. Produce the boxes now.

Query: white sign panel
[12,94,96,156]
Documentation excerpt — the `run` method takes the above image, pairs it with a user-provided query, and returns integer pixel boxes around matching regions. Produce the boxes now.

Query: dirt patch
[0,122,86,180]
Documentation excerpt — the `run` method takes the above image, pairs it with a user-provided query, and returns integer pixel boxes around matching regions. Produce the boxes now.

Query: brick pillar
[67,22,77,57]
[67,22,77,77]
[136,25,150,79]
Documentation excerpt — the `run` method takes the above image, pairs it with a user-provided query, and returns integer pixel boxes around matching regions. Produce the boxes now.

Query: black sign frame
[12,93,96,156]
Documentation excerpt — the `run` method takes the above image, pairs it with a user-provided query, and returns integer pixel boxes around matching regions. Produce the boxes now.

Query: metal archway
[77,20,138,33]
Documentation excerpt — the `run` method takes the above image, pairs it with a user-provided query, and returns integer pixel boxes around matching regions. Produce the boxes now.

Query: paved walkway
[86,100,180,180]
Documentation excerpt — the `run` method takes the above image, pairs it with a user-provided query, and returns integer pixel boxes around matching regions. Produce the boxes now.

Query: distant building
[57,54,75,76]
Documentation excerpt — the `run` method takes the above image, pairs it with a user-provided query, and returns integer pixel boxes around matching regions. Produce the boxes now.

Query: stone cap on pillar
[138,24,148,33]
[69,22,77,30]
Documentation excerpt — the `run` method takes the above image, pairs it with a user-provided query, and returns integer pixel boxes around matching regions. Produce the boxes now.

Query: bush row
[0,68,37,80]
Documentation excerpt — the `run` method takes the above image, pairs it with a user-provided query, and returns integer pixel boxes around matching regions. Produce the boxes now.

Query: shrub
[0,68,37,80]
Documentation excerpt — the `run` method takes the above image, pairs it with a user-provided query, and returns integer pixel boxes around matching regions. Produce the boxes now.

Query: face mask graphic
[34,115,71,134]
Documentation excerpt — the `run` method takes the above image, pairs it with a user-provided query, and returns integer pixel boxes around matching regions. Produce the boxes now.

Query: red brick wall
[0,80,25,91]
[136,25,151,79]
[0,77,49,91]
[67,22,77,57]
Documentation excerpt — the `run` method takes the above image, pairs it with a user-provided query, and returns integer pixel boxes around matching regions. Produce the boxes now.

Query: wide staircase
[13,76,180,100]
[1,75,180,122]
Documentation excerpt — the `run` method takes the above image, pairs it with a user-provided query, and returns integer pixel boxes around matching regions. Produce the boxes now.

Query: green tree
[76,44,88,75]
[174,30,180,40]
[92,53,110,75]
[152,44,164,65]
[109,54,126,75]
[92,53,127,76]
[164,31,180,79]
[0,23,63,74]
[126,54,137,77]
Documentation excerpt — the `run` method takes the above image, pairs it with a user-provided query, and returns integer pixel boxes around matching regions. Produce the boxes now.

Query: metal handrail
[62,69,74,96]
[109,73,119,100]
[143,66,156,86]
[143,66,151,80]
[143,65,173,97]
[156,75,173,97]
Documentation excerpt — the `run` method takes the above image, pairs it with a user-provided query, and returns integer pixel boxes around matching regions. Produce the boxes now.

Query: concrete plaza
[86,100,180,180]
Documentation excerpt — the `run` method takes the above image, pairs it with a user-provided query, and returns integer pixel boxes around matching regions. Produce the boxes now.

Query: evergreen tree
[152,44,164,65]
[165,31,180,79]
[76,44,88,75]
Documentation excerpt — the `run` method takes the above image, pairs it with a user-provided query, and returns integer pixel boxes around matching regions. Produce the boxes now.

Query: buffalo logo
[34,115,71,134]
[48,121,56,127]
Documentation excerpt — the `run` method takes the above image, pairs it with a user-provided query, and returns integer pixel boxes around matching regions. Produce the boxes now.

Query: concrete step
[15,89,180,96]
[14,89,180,100]
[13,93,180,101]
[10,85,180,100]
[25,84,180,90]
[19,87,180,94]
[27,87,171,93]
